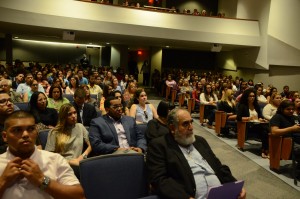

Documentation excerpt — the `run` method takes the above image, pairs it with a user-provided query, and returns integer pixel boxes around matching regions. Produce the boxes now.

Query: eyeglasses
[144,111,148,119]
[181,119,193,128]
[0,84,8,88]
[0,98,13,105]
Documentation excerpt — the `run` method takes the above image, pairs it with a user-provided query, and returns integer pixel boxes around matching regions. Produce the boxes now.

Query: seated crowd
[0,61,299,198]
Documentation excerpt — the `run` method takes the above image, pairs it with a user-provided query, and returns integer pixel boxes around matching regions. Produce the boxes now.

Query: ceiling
[0,21,250,52]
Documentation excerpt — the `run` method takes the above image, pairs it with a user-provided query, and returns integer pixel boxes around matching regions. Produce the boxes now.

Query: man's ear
[2,131,7,142]
[169,124,175,134]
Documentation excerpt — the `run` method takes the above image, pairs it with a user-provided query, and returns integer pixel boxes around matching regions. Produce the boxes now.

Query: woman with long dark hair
[47,85,70,112]
[29,91,58,130]
[65,75,80,95]
[200,83,218,128]
[129,88,158,124]
[237,88,269,158]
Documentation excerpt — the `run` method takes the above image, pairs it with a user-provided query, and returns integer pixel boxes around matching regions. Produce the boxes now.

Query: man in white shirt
[0,111,84,199]
[16,73,44,97]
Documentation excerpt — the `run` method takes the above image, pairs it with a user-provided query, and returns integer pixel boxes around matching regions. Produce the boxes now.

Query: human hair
[221,89,233,102]
[104,96,117,109]
[25,72,33,78]
[269,92,281,106]
[51,103,74,153]
[29,92,48,123]
[74,87,86,98]
[167,108,184,129]
[276,100,295,115]
[0,79,12,87]
[103,83,112,98]
[48,85,63,100]
[68,75,79,89]
[157,100,169,118]
[4,110,35,130]
[204,84,217,102]
[133,88,145,104]
[239,88,258,106]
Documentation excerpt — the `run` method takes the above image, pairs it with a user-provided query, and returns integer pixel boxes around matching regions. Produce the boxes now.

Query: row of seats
[213,105,298,185]
[37,124,153,198]
[14,94,99,111]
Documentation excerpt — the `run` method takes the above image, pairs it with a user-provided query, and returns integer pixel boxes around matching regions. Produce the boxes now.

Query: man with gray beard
[146,108,246,199]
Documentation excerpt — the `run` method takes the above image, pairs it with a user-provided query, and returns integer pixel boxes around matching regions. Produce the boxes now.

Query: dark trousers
[246,122,269,151]
[143,73,150,86]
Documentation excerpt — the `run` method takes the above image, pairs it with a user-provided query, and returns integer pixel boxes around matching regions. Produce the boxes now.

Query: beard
[173,129,196,146]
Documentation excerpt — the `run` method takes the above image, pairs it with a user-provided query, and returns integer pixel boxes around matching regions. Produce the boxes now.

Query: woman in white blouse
[200,84,218,128]
[263,92,282,120]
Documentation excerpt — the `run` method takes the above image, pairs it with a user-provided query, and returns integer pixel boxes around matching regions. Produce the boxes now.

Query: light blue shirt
[16,83,44,95]
[179,144,221,199]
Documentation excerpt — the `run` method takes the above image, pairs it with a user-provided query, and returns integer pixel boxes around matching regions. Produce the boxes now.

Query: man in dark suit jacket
[89,96,146,155]
[73,88,98,126]
[146,108,246,199]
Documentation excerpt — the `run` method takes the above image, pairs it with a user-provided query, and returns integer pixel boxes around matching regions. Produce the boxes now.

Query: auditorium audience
[65,75,80,95]
[0,91,15,154]
[294,98,300,116]
[0,110,85,198]
[16,73,44,97]
[145,100,169,143]
[237,88,269,158]
[270,100,300,162]
[82,84,99,110]
[11,72,24,90]
[218,89,237,121]
[262,92,282,121]
[200,84,218,128]
[146,108,246,199]
[129,88,158,124]
[45,103,91,179]
[89,96,147,155]
[266,87,277,103]
[88,74,103,96]
[99,83,113,115]
[113,90,129,116]
[72,87,98,126]
[23,79,39,102]
[29,91,58,130]
[280,85,290,99]
[47,85,70,112]
[0,79,22,103]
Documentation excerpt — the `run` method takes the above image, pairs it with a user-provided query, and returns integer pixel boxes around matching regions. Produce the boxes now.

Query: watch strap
[39,176,50,190]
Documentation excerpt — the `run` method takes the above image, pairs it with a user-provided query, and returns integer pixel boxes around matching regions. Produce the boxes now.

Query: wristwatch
[40,176,51,190]
[82,153,88,159]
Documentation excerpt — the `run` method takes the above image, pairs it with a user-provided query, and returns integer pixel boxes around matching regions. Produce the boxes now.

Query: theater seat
[80,153,158,199]
[38,129,50,149]
[15,102,29,111]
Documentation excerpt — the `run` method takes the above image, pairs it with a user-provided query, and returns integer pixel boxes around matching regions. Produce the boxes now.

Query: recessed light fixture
[106,43,110,45]
[166,46,170,48]
[14,36,19,39]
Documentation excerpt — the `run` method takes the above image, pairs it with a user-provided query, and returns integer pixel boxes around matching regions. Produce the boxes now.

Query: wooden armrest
[269,134,292,171]
[237,121,247,150]
[199,104,205,124]
[215,111,224,135]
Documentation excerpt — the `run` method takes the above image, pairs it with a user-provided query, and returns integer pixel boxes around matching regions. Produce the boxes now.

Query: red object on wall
[137,50,142,55]
[148,0,153,5]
